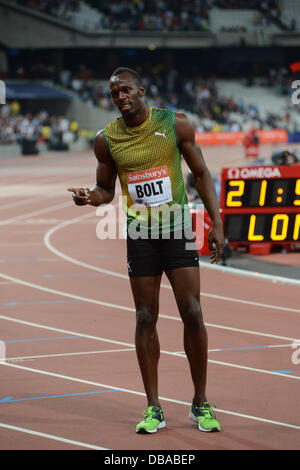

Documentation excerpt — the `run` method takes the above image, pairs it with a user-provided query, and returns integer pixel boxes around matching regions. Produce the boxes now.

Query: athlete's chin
[120,108,138,118]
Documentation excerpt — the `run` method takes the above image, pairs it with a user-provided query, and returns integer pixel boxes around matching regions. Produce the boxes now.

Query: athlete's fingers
[212,242,224,264]
[67,187,89,205]
[67,187,86,196]
[83,188,92,203]
[210,245,218,264]
[207,230,214,251]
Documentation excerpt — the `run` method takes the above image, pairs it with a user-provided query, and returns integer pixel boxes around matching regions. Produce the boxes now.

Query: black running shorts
[126,225,200,277]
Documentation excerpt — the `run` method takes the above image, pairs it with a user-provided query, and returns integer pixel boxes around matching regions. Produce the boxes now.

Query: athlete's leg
[130,274,162,409]
[165,266,208,406]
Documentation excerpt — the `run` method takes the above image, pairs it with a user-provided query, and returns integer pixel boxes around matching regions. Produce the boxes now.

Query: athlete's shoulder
[174,112,195,143]
[151,106,172,115]
[103,116,122,133]
[95,128,106,141]
[151,107,175,125]
[174,111,189,123]
[94,128,112,158]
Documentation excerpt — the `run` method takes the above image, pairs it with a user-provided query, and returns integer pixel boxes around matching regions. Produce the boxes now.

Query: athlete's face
[109,73,145,118]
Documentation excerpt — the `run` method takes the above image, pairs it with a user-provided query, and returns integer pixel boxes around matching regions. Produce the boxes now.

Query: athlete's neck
[123,106,149,128]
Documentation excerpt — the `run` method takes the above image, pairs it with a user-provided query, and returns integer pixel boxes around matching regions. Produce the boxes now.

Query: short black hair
[110,67,142,86]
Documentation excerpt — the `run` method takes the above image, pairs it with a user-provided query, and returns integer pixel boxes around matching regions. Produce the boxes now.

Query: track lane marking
[2,344,294,364]
[5,348,136,362]
[0,314,299,380]
[199,261,300,286]
[0,422,108,450]
[1,361,299,430]
[43,214,300,312]
[0,273,299,342]
[0,195,51,211]
[0,201,73,226]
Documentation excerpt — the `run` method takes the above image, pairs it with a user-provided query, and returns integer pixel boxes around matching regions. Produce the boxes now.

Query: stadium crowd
[4,48,296,136]
[13,0,287,32]
[55,62,295,132]
[0,101,83,147]
[14,0,81,23]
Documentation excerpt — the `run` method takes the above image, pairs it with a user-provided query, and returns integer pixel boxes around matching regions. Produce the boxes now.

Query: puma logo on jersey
[155,130,166,138]
[127,261,132,273]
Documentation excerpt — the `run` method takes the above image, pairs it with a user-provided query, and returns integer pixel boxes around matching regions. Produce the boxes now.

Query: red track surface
[0,148,299,451]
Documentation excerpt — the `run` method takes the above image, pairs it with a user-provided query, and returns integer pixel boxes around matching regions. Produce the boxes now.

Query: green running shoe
[189,402,221,432]
[136,406,166,434]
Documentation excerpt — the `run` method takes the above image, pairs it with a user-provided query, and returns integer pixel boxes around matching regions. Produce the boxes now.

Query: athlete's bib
[127,165,173,207]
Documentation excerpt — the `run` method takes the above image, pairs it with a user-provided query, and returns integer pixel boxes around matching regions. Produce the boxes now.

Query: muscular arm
[175,113,224,263]
[68,131,117,207]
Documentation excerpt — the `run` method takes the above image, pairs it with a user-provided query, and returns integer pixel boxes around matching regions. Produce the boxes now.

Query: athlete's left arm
[175,112,224,263]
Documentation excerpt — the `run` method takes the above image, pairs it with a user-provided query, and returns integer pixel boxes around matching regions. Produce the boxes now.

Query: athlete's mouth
[120,102,131,111]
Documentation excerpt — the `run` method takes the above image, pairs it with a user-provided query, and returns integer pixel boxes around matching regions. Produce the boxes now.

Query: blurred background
[0,0,300,156]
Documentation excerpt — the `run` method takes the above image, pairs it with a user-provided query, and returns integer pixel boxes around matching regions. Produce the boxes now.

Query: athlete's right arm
[67,131,117,207]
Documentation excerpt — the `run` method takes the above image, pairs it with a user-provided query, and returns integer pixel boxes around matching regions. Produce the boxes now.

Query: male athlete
[68,67,224,434]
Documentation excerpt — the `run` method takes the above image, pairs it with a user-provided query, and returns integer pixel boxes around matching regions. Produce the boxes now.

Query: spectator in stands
[290,18,296,31]
[14,0,288,32]
[0,105,85,148]
[54,60,297,133]
[10,100,21,115]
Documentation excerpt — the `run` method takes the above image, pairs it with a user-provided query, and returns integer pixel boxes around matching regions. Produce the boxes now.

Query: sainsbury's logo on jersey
[127,165,169,183]
[227,166,282,180]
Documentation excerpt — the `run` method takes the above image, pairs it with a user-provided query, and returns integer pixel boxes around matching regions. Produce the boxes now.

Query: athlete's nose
[119,90,127,100]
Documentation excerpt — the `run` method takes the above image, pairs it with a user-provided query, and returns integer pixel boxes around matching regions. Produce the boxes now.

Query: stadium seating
[209,8,281,32]
[13,0,286,33]
[281,0,300,31]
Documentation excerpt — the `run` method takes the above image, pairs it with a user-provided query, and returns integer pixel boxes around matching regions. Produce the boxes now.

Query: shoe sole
[136,420,166,434]
[189,412,221,432]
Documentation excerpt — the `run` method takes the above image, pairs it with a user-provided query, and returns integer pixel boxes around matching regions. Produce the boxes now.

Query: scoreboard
[220,164,300,244]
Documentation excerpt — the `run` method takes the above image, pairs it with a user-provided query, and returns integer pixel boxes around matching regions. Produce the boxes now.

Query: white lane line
[203,321,299,342]
[0,314,299,380]
[43,215,300,314]
[1,361,299,430]
[0,422,108,450]
[199,261,300,287]
[201,293,300,314]
[0,201,73,226]
[208,359,300,380]
[207,343,293,352]
[1,272,299,343]
[0,280,299,341]
[0,272,135,313]
[0,243,45,247]
[4,343,292,362]
[0,195,50,211]
[6,348,136,362]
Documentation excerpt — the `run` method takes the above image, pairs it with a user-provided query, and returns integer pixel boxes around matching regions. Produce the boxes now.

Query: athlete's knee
[181,299,204,329]
[136,306,158,332]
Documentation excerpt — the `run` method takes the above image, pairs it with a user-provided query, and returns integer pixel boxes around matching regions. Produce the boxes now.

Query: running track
[0,149,299,451]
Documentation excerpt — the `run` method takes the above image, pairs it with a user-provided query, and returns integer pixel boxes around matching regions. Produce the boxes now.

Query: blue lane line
[271,370,294,374]
[217,345,273,351]
[0,256,48,261]
[43,273,105,278]
[0,390,119,404]
[4,335,83,344]
[5,300,81,306]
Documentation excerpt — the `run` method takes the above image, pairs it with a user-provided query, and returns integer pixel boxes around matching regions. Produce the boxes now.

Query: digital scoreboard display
[220,165,300,244]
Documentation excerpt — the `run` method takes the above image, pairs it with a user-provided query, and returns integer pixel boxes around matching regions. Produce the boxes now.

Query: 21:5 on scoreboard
[220,165,300,243]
